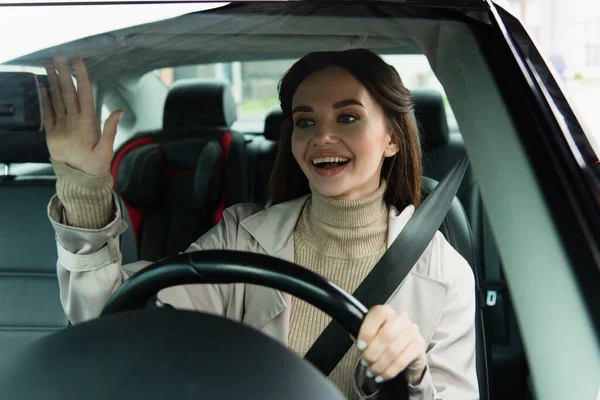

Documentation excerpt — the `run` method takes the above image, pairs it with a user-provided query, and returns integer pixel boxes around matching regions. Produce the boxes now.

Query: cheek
[354,127,389,161]
[291,131,307,165]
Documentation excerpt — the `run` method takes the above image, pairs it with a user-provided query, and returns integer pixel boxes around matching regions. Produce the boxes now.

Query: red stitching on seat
[215,131,232,224]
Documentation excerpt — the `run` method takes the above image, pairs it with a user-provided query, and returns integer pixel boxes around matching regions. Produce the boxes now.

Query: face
[291,66,398,200]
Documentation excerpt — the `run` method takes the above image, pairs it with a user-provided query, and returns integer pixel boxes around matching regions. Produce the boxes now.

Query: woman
[44,49,478,399]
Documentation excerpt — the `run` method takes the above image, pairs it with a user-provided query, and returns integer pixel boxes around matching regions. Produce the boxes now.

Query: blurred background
[503,0,600,149]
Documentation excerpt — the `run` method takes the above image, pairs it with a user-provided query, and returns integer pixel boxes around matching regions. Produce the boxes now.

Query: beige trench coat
[48,192,479,400]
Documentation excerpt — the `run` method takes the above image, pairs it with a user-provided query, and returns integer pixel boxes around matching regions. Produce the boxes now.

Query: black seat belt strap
[304,154,469,377]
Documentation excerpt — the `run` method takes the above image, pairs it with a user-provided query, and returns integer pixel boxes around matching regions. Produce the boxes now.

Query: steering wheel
[0,250,409,400]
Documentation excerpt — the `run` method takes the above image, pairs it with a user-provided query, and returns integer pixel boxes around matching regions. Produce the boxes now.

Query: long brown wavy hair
[268,49,423,209]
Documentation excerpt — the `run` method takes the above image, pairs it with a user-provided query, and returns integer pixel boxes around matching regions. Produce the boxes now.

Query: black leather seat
[0,174,65,369]
[422,177,489,400]
[246,106,280,206]
[412,91,491,398]
[414,91,526,398]
[112,80,248,261]
[0,131,137,368]
[413,89,481,239]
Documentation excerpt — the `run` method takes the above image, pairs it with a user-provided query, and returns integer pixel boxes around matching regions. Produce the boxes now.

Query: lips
[310,159,351,177]
[312,161,349,177]
[307,152,352,177]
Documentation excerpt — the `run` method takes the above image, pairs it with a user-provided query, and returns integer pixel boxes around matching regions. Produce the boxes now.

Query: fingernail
[375,376,384,384]
[360,359,369,368]
[366,369,373,379]
[356,340,367,351]
[118,111,124,122]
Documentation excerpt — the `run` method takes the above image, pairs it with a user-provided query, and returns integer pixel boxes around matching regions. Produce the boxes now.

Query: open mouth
[311,157,351,169]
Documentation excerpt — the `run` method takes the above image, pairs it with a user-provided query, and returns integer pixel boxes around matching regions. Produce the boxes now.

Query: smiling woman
[271,49,422,208]
[290,68,399,199]
[5,2,599,400]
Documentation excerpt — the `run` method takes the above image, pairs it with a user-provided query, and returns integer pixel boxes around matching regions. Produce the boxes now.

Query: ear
[383,130,399,158]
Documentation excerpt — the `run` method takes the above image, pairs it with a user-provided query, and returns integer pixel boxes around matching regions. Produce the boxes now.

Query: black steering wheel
[0,250,409,400]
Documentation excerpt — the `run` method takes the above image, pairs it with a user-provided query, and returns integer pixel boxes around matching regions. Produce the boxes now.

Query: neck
[295,180,389,258]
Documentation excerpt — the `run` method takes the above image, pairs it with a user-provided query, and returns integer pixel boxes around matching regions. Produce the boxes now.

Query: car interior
[1,2,599,400]
[0,69,519,400]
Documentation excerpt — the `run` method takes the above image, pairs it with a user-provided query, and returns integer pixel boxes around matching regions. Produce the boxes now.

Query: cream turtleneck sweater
[290,181,389,399]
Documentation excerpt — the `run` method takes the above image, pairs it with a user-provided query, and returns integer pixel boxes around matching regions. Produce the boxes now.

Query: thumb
[99,110,123,151]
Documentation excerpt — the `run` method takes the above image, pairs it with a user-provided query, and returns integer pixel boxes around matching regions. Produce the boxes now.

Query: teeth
[312,157,350,165]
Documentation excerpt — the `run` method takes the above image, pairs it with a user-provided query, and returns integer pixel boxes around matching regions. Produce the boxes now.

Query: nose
[311,122,338,146]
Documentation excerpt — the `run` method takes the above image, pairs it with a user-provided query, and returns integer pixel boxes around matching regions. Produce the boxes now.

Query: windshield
[1,4,599,400]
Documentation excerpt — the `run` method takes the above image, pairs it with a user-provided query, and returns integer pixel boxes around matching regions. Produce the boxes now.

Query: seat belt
[304,154,469,378]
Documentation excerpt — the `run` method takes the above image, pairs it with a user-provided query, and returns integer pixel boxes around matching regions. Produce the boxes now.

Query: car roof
[4,1,494,80]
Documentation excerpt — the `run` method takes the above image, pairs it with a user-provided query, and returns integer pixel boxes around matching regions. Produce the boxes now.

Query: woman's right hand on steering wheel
[42,53,122,176]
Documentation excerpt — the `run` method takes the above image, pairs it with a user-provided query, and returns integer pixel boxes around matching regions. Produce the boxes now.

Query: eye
[338,114,358,124]
[295,118,314,128]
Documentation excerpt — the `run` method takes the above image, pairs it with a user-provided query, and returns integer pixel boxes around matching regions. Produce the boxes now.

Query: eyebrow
[292,99,364,115]
[292,105,313,114]
[333,99,364,109]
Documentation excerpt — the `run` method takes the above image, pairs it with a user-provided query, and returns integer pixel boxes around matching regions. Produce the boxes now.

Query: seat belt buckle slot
[486,290,497,307]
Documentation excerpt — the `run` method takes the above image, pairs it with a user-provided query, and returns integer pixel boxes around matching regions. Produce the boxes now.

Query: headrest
[163,80,237,130]
[0,75,51,164]
[264,106,284,141]
[412,89,449,147]
[0,132,50,164]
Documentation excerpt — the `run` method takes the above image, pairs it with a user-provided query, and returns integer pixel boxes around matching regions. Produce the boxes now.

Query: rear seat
[0,131,138,368]
[0,134,64,370]
[112,80,248,261]
[245,106,281,206]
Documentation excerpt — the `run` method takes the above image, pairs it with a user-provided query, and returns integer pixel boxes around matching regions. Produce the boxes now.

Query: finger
[45,61,66,119]
[53,53,79,115]
[366,317,411,376]
[73,57,94,116]
[379,337,424,382]
[363,313,410,373]
[357,305,395,350]
[99,110,123,153]
[39,85,55,130]
[357,305,394,347]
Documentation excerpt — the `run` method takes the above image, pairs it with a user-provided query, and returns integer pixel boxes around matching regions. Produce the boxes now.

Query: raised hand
[42,53,122,176]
